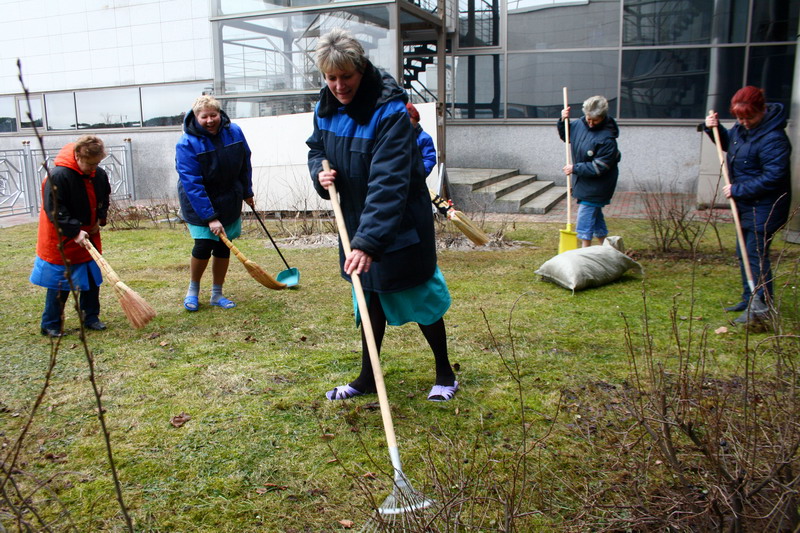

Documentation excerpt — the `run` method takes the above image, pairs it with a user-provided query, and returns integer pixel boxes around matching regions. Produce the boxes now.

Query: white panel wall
[1,0,212,94]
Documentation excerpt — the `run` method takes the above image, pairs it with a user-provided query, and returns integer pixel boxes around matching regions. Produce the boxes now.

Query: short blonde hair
[315,28,368,75]
[582,95,609,119]
[73,135,106,159]
[192,95,221,115]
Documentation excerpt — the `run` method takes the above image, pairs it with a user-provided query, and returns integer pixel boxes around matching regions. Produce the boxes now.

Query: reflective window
[747,45,796,111]
[508,51,618,118]
[509,0,620,50]
[0,97,16,133]
[621,48,714,118]
[624,0,712,46]
[142,83,210,126]
[452,54,504,118]
[18,96,43,129]
[76,88,142,129]
[44,92,77,130]
[218,7,393,96]
[459,0,500,46]
[222,95,319,118]
[751,0,800,42]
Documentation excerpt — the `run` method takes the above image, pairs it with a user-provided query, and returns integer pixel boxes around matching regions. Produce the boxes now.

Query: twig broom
[218,233,287,290]
[83,240,156,329]
[428,189,489,246]
[323,161,433,530]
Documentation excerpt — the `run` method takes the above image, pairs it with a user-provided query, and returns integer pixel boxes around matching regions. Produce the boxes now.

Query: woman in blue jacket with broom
[176,95,254,312]
[307,28,457,402]
[705,86,791,325]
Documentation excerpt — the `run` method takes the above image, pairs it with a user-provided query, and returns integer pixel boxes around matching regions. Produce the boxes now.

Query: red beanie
[406,102,420,121]
[730,86,766,117]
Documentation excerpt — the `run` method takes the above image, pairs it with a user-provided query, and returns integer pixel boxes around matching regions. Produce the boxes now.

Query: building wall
[1,0,212,94]
[446,123,702,194]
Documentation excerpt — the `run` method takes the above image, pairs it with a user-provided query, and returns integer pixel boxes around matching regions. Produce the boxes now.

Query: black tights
[349,292,456,393]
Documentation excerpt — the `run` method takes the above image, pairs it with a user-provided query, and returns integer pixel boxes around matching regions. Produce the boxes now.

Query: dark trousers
[737,224,778,303]
[41,285,100,331]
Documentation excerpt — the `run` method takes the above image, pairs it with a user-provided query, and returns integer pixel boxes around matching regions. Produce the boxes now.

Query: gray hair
[192,95,221,115]
[582,95,609,119]
[315,28,368,75]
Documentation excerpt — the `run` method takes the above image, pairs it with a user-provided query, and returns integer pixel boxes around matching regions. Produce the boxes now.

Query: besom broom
[323,160,433,530]
[428,188,489,246]
[82,240,156,329]
[218,232,287,290]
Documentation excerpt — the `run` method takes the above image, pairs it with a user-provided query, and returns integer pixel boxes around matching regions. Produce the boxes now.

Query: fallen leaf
[263,483,288,491]
[148,332,160,339]
[339,519,354,528]
[327,458,338,464]
[320,433,335,440]
[362,472,376,479]
[170,412,191,428]
[255,488,268,494]
[159,340,169,347]
[299,336,307,342]
[715,326,729,334]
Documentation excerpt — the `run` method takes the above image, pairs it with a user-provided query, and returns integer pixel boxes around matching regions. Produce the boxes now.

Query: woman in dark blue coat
[705,86,791,324]
[307,28,457,402]
[176,95,254,311]
[557,95,621,247]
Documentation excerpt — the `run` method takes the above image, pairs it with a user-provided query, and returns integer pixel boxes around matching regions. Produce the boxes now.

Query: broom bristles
[449,211,490,246]
[113,281,156,329]
[243,259,287,290]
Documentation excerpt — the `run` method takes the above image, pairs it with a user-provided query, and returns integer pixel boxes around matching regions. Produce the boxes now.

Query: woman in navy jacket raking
[705,86,791,324]
[176,95,254,312]
[558,95,621,248]
[307,28,457,402]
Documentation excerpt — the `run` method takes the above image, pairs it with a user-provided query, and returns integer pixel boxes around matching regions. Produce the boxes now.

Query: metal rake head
[361,479,434,532]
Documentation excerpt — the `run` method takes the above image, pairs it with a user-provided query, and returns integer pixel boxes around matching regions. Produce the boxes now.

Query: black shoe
[724,301,747,312]
[733,299,770,325]
[41,328,65,338]
[86,321,107,331]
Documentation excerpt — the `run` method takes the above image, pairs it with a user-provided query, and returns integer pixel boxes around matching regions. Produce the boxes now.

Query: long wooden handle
[218,232,247,263]
[563,87,573,226]
[322,160,398,450]
[83,239,121,284]
[709,111,756,292]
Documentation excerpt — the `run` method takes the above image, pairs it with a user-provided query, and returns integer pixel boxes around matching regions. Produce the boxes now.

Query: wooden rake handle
[563,87,573,226]
[322,160,399,451]
[709,110,756,292]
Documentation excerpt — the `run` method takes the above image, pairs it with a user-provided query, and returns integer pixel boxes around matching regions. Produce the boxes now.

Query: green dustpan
[250,206,300,289]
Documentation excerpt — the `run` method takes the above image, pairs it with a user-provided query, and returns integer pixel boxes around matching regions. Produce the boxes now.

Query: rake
[559,86,579,254]
[218,233,286,290]
[83,240,156,329]
[323,160,433,529]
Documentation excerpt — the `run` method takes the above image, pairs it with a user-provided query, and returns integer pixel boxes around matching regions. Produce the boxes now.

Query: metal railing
[0,140,134,220]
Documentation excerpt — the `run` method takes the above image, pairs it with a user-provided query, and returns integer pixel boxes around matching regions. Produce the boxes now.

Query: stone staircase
[445,168,567,214]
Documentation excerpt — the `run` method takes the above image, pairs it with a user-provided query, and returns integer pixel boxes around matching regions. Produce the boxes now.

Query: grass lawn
[1,215,798,531]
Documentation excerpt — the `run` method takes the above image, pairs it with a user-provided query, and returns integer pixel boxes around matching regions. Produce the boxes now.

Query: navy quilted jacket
[557,115,620,205]
[706,103,791,231]
[307,62,435,293]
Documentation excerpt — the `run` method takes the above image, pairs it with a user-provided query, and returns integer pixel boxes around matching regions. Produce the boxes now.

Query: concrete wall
[445,123,703,194]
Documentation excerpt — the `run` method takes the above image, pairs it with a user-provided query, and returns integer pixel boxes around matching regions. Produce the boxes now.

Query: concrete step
[447,168,520,190]
[520,186,568,215]
[487,181,555,214]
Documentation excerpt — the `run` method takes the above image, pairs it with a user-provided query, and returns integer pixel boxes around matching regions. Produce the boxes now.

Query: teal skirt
[188,218,242,240]
[353,267,451,327]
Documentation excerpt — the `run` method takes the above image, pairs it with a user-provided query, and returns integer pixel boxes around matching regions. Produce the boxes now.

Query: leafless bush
[106,198,181,230]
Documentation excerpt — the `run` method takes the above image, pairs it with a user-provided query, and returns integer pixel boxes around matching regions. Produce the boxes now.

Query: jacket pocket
[385,227,420,254]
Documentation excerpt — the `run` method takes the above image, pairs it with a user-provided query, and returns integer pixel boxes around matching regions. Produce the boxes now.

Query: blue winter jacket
[705,103,791,232]
[414,124,437,176]
[557,115,621,205]
[176,109,253,226]
[307,62,436,293]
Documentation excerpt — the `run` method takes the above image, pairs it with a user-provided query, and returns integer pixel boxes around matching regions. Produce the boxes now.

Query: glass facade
[458,0,798,120]
[1,82,212,133]
[214,5,395,117]
[0,97,16,133]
